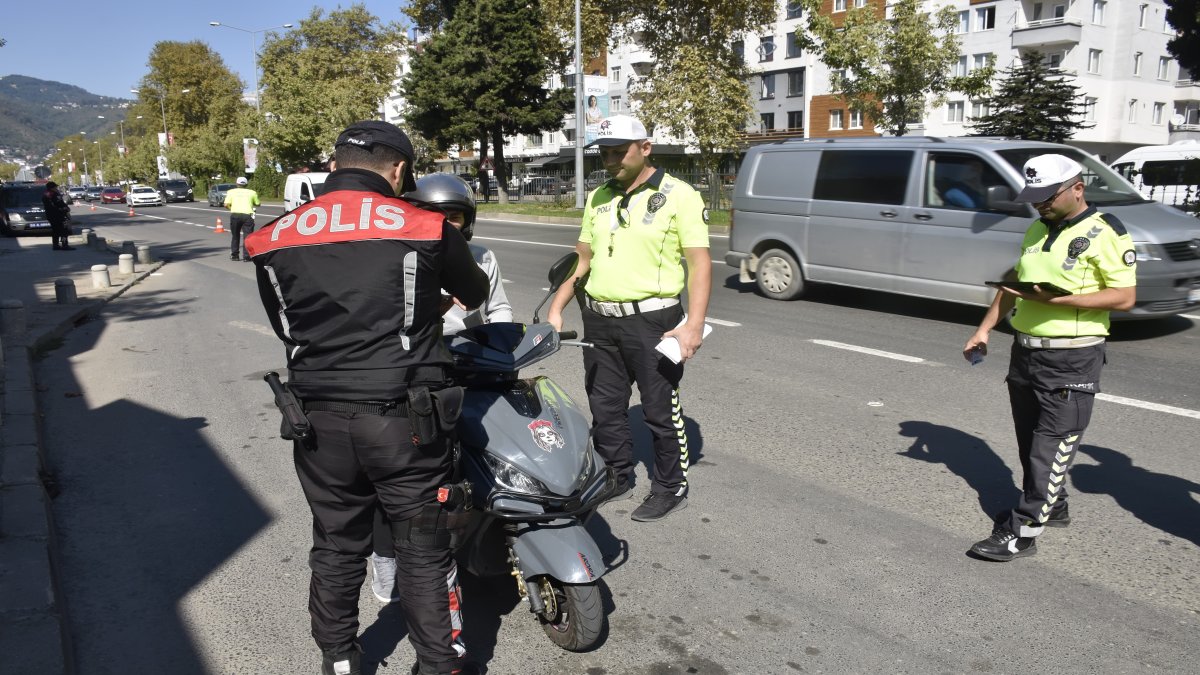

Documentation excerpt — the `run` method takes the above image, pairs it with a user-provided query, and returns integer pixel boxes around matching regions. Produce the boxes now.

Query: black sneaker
[970,525,1037,562]
[321,644,361,675]
[604,475,635,504]
[1044,503,1071,528]
[231,254,240,261]
[631,491,687,522]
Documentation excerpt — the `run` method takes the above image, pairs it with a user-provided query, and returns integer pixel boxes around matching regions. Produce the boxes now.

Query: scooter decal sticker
[528,419,565,453]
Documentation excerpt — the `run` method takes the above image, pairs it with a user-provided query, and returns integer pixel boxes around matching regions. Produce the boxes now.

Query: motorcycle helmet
[404,174,477,240]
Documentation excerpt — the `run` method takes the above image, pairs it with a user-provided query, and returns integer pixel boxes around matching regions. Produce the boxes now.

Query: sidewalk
[0,229,165,674]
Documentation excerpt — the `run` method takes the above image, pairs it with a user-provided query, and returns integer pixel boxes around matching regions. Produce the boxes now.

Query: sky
[1,1,411,99]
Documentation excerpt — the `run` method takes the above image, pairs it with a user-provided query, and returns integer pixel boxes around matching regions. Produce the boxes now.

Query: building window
[760,73,775,99]
[1092,0,1105,25]
[611,95,622,112]
[564,74,576,88]
[787,70,805,96]
[970,100,990,119]
[761,113,775,132]
[834,0,847,12]
[1138,4,1148,28]
[786,31,802,59]
[731,40,744,64]
[1163,13,1171,32]
[611,66,621,83]
[759,36,775,62]
[975,6,995,31]
[1128,99,1138,123]
[854,0,867,7]
[956,10,969,33]
[786,1,803,20]
[1152,102,1165,125]
[972,53,992,71]
[1158,56,1171,80]
[1048,52,1063,69]
[1032,2,1043,20]
[947,101,965,123]
[1088,49,1102,74]
[563,129,576,143]
[1053,4,1066,18]
[787,110,804,130]
[830,110,844,130]
[849,109,863,129]
[954,55,968,77]
[830,69,847,88]
[1134,52,1143,76]
[1084,97,1098,121]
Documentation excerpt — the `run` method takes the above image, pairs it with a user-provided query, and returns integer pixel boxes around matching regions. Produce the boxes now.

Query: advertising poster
[583,75,610,145]
[157,155,169,179]
[243,138,259,173]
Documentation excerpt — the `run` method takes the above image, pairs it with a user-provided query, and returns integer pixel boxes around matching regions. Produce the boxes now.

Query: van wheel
[756,248,805,300]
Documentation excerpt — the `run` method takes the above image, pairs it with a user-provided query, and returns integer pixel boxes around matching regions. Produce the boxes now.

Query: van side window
[924,152,1007,211]
[300,183,312,202]
[813,150,912,205]
[1141,160,1200,186]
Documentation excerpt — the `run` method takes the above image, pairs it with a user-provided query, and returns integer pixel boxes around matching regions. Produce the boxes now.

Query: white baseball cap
[1015,153,1083,202]
[236,177,248,185]
[586,114,649,147]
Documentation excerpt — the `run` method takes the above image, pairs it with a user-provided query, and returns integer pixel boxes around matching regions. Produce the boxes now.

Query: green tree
[404,0,573,203]
[258,6,405,169]
[969,53,1092,143]
[0,161,18,181]
[1166,0,1200,77]
[800,0,991,136]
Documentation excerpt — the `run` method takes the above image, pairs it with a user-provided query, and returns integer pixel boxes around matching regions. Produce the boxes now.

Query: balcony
[1011,17,1083,49]
[1175,80,1200,103]
[739,127,805,145]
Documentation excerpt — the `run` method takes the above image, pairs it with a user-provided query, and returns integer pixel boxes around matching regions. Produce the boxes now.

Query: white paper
[655,316,713,364]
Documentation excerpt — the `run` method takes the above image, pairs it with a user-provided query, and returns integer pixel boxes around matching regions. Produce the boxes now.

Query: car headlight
[483,453,550,495]
[9,213,24,222]
[1134,242,1163,262]
[166,191,176,196]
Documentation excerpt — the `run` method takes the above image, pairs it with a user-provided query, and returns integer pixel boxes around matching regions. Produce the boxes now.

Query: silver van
[725,137,1200,318]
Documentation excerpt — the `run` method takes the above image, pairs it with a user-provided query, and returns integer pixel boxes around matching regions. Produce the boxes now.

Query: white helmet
[236,177,248,185]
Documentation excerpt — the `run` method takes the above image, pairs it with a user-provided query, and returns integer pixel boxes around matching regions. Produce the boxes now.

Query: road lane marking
[1096,393,1200,420]
[705,317,741,327]
[93,205,214,228]
[471,235,574,249]
[812,340,926,363]
[229,320,277,338]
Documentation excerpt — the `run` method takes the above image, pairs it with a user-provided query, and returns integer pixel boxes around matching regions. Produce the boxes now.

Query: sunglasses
[1035,180,1080,206]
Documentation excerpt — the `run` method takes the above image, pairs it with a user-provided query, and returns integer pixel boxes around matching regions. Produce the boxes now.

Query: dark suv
[157,179,194,203]
[0,183,55,236]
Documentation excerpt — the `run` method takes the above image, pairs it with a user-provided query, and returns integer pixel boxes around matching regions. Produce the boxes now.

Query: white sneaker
[369,553,400,603]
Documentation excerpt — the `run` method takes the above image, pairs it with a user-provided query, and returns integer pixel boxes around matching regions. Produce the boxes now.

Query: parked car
[100,186,126,204]
[585,169,609,190]
[0,183,53,236]
[67,186,87,202]
[1111,141,1200,210]
[157,178,194,203]
[283,172,329,211]
[126,185,163,207]
[725,136,1200,318]
[85,186,103,201]
[207,183,237,207]
[525,176,567,195]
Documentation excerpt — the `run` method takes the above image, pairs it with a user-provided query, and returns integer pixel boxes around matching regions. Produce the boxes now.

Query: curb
[0,240,166,675]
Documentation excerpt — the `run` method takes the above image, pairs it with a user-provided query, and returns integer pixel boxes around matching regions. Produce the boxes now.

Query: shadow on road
[1071,445,1200,546]
[629,405,705,484]
[896,421,1020,519]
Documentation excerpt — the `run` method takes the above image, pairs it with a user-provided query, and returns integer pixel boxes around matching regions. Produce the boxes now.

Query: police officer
[963,153,1136,562]
[42,181,73,250]
[547,114,711,523]
[246,120,489,675]
[224,176,260,261]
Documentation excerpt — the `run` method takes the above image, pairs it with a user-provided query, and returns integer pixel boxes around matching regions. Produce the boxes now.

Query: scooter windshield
[448,322,559,373]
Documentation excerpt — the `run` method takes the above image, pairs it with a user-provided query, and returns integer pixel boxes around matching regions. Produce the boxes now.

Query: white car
[126,185,163,207]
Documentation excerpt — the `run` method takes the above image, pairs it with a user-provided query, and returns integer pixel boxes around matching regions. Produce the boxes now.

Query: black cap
[335,120,417,192]
[46,181,58,189]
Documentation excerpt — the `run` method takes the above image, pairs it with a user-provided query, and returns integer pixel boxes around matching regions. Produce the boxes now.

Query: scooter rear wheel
[536,577,605,652]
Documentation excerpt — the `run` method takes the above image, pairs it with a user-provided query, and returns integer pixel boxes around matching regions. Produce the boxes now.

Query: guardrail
[1018,16,1084,29]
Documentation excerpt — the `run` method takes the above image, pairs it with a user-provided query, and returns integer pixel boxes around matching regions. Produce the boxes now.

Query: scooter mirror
[546,252,579,292]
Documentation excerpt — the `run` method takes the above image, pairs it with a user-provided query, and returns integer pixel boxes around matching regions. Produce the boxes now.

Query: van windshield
[997,149,1149,207]
[161,181,189,189]
[0,187,44,208]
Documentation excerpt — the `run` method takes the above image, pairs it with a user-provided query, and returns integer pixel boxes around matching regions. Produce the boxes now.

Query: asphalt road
[37,202,1200,674]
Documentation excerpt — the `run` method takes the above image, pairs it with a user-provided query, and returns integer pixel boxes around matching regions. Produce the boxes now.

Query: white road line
[1096,393,1200,420]
[229,320,277,338]
[1181,314,1200,320]
[705,317,741,327]
[94,205,213,228]
[812,339,927,363]
[471,235,574,249]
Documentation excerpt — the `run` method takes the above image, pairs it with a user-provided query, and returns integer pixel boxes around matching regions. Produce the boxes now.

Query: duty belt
[1017,333,1105,350]
[304,400,408,417]
[584,295,680,318]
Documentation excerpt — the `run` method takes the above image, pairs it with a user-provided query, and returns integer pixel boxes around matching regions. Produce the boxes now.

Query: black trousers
[294,410,466,669]
[582,303,690,495]
[229,213,255,258]
[1003,341,1104,536]
[50,219,70,248]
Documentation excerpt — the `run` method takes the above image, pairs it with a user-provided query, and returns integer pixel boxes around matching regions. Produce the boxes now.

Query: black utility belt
[304,400,408,417]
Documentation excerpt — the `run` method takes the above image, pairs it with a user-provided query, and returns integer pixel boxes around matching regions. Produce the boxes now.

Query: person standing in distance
[963,153,1136,562]
[42,181,73,250]
[546,114,711,523]
[245,120,489,675]
[224,176,260,261]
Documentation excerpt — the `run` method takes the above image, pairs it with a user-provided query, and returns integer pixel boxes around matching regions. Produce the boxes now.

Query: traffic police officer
[547,114,712,523]
[42,181,73,250]
[223,176,260,261]
[963,153,1136,562]
[246,120,489,675]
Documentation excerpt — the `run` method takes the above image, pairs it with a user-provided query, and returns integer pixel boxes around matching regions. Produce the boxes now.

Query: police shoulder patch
[702,208,710,223]
[1098,212,1128,237]
[1122,249,1136,266]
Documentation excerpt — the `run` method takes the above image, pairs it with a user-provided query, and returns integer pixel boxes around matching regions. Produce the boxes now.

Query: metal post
[573,0,584,210]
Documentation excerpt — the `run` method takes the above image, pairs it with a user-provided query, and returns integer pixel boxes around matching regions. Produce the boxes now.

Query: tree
[404,0,573,204]
[800,0,991,136]
[258,6,405,169]
[1166,0,1200,77]
[969,53,1092,143]
[0,161,18,181]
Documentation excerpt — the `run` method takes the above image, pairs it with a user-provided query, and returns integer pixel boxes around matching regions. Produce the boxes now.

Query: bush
[248,164,284,200]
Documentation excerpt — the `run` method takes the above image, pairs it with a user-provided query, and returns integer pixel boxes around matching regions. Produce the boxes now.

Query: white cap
[236,177,248,185]
[586,114,649,147]
[1015,154,1083,202]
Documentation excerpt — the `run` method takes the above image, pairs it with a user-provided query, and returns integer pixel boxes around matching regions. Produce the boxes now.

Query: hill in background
[0,75,131,161]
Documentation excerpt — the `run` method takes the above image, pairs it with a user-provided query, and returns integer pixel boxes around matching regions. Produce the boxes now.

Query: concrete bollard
[0,299,27,338]
[137,245,153,264]
[118,254,135,275]
[84,230,97,247]
[92,236,107,252]
[91,264,111,289]
[54,278,78,304]
[121,240,136,256]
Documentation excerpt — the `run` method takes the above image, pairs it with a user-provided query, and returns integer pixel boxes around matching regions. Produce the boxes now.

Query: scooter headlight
[484,453,550,495]
[574,441,596,489]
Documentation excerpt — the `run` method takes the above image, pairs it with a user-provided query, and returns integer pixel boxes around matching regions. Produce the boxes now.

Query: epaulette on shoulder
[1096,212,1128,237]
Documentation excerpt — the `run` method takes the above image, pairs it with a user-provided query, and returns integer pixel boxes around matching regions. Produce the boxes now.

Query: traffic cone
[214,217,225,234]
[127,205,135,217]
[89,202,96,212]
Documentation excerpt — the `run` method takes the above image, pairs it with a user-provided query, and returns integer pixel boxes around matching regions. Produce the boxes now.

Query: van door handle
[880,210,897,218]
[914,213,933,220]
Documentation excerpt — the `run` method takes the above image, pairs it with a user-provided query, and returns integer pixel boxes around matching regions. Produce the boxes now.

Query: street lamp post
[209,21,294,135]
[94,141,104,183]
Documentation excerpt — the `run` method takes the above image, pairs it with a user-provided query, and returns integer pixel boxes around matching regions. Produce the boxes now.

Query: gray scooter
[447,253,615,652]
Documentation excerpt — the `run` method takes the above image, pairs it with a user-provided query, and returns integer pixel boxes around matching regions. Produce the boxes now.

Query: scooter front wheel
[535,577,605,652]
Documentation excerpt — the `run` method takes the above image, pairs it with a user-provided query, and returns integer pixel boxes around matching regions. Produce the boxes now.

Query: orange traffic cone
[214,217,226,234]
[89,202,96,212]
[127,205,135,217]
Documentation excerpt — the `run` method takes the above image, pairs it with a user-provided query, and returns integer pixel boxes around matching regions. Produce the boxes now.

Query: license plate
[1189,288,1200,304]
[28,221,50,229]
